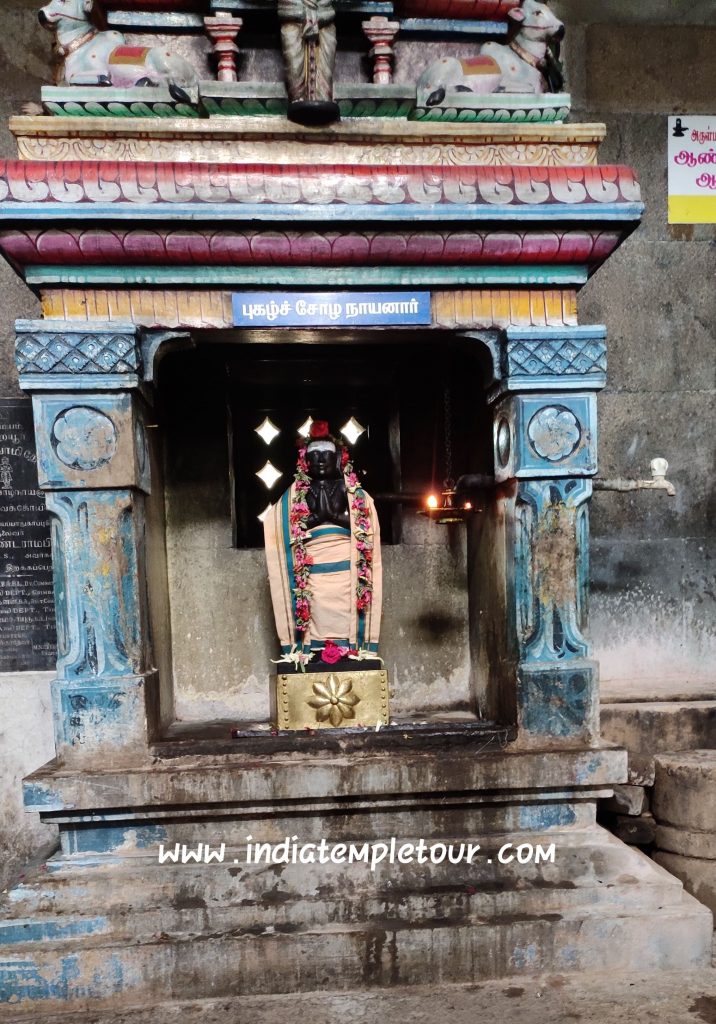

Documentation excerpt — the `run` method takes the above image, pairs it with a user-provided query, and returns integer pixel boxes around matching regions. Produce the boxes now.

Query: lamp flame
[427,494,439,509]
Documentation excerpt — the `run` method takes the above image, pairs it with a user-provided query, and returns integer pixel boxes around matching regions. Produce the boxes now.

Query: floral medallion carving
[527,406,581,463]
[307,674,360,726]
[51,407,117,471]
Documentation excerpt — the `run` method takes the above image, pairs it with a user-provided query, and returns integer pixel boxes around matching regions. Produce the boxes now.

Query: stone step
[600,703,716,786]
[1,832,686,929]
[654,851,716,918]
[6,966,716,1024]
[0,871,685,948]
[601,784,648,816]
[653,750,716,831]
[52,802,599,856]
[656,823,716,860]
[0,893,710,1016]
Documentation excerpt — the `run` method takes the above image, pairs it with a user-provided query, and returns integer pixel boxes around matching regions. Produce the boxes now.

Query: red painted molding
[395,0,519,18]
[97,1,201,9]
[0,161,642,209]
[100,0,516,16]
[0,227,624,268]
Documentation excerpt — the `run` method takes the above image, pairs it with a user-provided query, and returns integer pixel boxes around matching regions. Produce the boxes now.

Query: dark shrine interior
[152,332,508,755]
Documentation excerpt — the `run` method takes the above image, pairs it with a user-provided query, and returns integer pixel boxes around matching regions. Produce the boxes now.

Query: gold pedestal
[272,670,389,730]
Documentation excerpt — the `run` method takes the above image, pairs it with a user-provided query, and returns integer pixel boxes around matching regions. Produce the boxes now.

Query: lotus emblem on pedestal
[307,674,361,726]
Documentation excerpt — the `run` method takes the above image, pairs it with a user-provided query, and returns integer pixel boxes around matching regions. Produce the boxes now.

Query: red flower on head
[310,421,331,440]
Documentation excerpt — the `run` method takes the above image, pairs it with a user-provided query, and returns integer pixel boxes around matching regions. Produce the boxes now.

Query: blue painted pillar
[15,319,157,763]
[482,326,607,747]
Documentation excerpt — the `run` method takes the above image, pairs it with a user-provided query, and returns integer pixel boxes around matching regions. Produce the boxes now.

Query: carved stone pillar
[15,319,157,764]
[204,13,243,83]
[473,325,606,746]
[362,16,399,85]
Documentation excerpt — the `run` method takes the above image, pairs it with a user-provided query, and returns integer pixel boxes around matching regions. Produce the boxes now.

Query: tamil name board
[0,398,56,671]
[668,116,716,224]
[233,291,432,328]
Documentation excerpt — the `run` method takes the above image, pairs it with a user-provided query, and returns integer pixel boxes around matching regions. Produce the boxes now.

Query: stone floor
[6,962,716,1024]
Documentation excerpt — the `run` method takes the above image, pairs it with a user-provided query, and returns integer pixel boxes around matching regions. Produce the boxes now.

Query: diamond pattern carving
[16,332,140,376]
[507,337,606,378]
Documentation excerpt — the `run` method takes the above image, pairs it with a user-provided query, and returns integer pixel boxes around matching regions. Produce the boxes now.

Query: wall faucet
[593,458,676,497]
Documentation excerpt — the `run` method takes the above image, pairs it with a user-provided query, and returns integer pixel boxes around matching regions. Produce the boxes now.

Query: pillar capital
[15,319,141,392]
[492,392,598,482]
[489,325,608,402]
[31,391,151,494]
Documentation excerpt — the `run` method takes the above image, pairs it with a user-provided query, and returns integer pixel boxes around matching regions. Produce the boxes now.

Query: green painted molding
[42,82,417,120]
[41,86,201,119]
[411,93,571,124]
[25,265,589,287]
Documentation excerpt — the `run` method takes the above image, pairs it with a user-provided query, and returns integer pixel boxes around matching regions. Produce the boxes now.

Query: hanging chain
[443,383,453,487]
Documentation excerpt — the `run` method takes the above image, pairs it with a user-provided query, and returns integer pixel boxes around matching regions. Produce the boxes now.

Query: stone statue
[277,0,340,125]
[263,421,381,664]
[418,0,564,107]
[38,0,197,101]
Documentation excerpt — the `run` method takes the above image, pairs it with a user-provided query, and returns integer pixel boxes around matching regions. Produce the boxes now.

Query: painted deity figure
[264,421,381,662]
[277,0,340,125]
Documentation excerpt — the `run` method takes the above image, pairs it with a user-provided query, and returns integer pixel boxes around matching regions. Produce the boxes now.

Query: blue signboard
[232,291,432,328]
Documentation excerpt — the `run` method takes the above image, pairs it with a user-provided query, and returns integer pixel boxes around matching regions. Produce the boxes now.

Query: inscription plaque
[0,398,56,671]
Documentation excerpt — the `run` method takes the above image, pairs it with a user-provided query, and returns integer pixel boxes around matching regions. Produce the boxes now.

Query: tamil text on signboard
[668,116,716,225]
[233,291,432,328]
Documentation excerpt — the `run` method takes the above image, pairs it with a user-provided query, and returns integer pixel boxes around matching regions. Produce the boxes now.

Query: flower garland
[343,450,374,617]
[290,445,373,645]
[290,446,313,637]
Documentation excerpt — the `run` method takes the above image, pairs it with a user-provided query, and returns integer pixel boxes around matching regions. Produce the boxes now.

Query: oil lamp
[420,479,475,524]
[419,384,479,525]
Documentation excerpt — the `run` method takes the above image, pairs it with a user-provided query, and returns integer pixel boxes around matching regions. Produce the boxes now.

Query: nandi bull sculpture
[418,0,564,108]
[39,0,198,101]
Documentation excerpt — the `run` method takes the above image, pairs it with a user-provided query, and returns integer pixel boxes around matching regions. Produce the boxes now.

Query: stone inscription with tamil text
[0,398,56,672]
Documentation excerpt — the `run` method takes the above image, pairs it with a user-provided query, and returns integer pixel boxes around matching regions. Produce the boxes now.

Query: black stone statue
[305,445,350,529]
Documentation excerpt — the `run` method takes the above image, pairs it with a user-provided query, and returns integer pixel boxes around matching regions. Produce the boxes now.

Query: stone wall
[558,12,716,697]
[0,0,45,399]
[0,1,714,878]
[0,672,56,890]
[0,0,56,892]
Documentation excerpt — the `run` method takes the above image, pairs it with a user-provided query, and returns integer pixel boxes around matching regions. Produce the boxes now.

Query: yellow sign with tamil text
[668,116,716,224]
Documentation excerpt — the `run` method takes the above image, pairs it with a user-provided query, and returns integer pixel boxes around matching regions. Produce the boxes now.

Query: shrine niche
[0,0,710,1013]
[156,337,480,725]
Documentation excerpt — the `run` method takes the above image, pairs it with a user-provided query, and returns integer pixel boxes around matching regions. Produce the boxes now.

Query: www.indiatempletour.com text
[157,839,557,871]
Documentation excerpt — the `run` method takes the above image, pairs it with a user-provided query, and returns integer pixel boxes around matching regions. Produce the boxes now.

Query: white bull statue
[39,0,198,102]
[418,0,564,107]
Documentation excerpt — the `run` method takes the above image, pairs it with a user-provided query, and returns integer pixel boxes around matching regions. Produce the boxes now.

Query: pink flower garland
[345,456,374,616]
[291,446,313,637]
[290,446,373,643]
